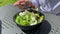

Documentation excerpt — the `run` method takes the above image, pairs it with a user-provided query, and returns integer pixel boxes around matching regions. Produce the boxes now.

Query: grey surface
[48,0,60,8]
[0,20,2,34]
[0,5,25,34]
[0,5,60,34]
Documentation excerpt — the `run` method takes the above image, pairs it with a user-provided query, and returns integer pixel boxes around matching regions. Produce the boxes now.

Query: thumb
[14,1,20,6]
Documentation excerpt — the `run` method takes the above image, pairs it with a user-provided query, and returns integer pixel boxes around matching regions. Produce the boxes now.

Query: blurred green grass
[0,0,17,6]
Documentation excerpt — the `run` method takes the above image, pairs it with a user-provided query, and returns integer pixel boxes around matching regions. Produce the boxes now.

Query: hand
[14,0,35,10]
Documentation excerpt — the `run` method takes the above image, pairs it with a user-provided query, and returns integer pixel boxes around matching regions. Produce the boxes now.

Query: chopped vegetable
[15,10,44,26]
[15,16,20,24]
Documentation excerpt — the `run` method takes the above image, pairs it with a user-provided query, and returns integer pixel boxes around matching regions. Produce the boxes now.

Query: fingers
[25,0,29,2]
[19,0,29,1]
[14,1,20,6]
[14,0,34,10]
[14,0,25,6]
[14,0,29,6]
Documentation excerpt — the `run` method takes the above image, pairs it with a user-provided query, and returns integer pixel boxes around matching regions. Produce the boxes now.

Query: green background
[0,0,17,6]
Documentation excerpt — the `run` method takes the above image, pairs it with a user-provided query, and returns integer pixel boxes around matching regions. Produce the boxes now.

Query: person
[14,0,36,10]
[14,0,60,15]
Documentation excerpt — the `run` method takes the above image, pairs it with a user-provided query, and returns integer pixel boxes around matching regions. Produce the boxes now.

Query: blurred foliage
[0,0,17,6]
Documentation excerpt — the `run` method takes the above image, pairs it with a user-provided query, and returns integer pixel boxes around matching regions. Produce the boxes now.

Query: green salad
[15,10,44,26]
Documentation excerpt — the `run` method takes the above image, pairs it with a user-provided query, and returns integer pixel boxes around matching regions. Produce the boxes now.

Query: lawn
[0,0,17,6]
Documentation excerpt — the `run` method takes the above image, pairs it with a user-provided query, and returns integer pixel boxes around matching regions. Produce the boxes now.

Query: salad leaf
[38,15,44,23]
[15,10,44,26]
[15,16,20,24]
[20,20,30,26]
